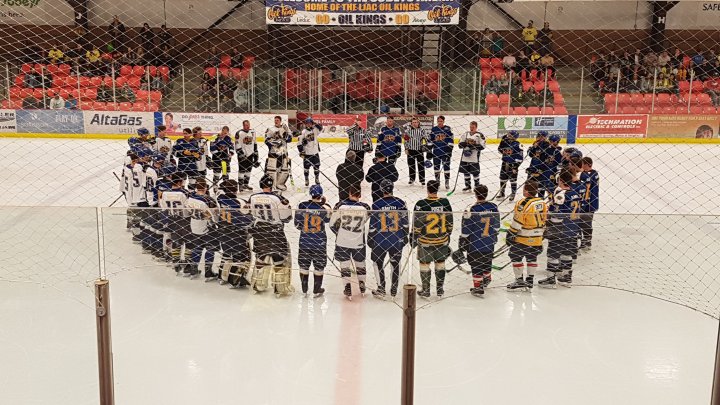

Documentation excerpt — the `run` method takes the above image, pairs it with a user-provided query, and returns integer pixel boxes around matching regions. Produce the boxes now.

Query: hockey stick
[110,171,125,207]
[317,167,340,190]
[287,158,304,192]
[445,166,462,197]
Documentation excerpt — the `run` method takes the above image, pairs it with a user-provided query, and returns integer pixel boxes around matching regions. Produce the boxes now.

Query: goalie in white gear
[234,120,259,191]
[248,175,294,296]
[264,115,293,191]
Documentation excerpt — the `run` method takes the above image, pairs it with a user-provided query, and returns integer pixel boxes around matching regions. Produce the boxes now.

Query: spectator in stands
[644,51,658,69]
[48,43,63,64]
[136,47,147,65]
[537,22,553,56]
[221,95,234,113]
[74,26,89,52]
[484,75,500,96]
[479,28,493,57]
[498,73,509,92]
[219,83,233,100]
[231,48,243,68]
[97,83,112,102]
[705,78,720,105]
[48,94,65,110]
[151,70,165,93]
[234,80,249,112]
[65,43,84,64]
[633,49,642,66]
[515,50,529,77]
[524,85,538,105]
[65,94,78,109]
[202,72,215,88]
[540,53,554,68]
[529,50,541,67]
[206,46,221,68]
[691,51,705,68]
[491,32,504,56]
[657,51,671,68]
[22,95,38,110]
[120,83,136,103]
[157,24,173,48]
[109,15,126,51]
[86,46,102,75]
[140,23,155,55]
[502,53,516,70]
[521,20,537,55]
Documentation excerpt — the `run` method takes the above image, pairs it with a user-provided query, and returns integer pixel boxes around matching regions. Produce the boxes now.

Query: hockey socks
[435,269,445,297]
[313,274,324,294]
[419,270,431,295]
[300,273,309,294]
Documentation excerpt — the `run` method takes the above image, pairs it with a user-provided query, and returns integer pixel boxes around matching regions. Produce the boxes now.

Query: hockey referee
[346,117,373,163]
[402,117,430,185]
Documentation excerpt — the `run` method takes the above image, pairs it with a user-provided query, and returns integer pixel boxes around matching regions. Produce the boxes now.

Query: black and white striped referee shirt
[403,125,430,151]
[346,125,371,151]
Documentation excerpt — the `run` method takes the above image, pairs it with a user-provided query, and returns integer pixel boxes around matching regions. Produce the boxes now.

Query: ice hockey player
[216,179,253,288]
[497,130,524,201]
[543,133,563,197]
[173,128,200,189]
[264,116,293,191]
[539,171,581,287]
[377,116,402,165]
[248,175,294,295]
[412,180,454,297]
[159,173,190,274]
[506,181,547,291]
[369,179,409,299]
[298,117,323,186]
[458,121,486,192]
[139,153,167,258]
[192,127,209,188]
[579,157,599,251]
[330,185,371,299]
[154,125,173,162]
[456,184,500,297]
[294,185,331,297]
[128,127,155,153]
[234,120,259,191]
[429,116,455,189]
[120,152,147,236]
[402,117,430,185]
[365,150,399,202]
[346,117,373,163]
[209,126,234,186]
[185,179,219,280]
[336,150,364,202]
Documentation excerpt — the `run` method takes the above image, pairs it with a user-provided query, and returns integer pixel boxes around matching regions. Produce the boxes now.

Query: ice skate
[390,286,398,299]
[408,180,414,185]
[204,267,218,282]
[445,179,450,190]
[462,186,471,192]
[437,286,444,297]
[507,278,529,291]
[359,281,366,296]
[344,283,352,300]
[470,286,485,297]
[305,179,310,187]
[557,273,572,287]
[417,289,431,298]
[482,276,492,288]
[538,275,557,288]
[372,287,386,300]
[508,192,516,202]
[525,276,534,289]
[495,192,506,200]
[313,287,325,298]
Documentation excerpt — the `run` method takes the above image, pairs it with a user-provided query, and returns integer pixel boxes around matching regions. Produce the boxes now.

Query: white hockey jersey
[120,163,146,205]
[249,191,292,225]
[154,136,173,160]
[145,166,159,206]
[234,129,257,157]
[186,193,217,235]
[265,124,291,157]
[298,126,321,156]
[195,138,209,171]
[160,188,189,218]
[331,200,370,249]
[460,131,486,163]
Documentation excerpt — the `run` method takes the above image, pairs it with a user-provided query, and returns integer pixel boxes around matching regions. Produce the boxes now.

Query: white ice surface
[0,139,719,405]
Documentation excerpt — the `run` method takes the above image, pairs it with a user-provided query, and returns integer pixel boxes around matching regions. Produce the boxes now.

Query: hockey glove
[458,236,469,253]
[451,249,467,265]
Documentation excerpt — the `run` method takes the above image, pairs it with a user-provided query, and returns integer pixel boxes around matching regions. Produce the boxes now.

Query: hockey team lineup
[119,114,600,301]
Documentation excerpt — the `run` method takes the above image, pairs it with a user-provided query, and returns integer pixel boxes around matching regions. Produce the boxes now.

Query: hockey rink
[1,138,719,405]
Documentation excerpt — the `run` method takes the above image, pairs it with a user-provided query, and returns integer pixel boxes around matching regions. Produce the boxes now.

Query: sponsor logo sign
[576,115,648,138]
[83,111,155,134]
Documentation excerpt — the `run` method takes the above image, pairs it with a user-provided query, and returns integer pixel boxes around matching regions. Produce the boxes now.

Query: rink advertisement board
[576,115,648,139]
[264,0,460,26]
[310,114,367,138]
[367,114,434,134]
[161,112,288,137]
[439,115,569,139]
[647,115,720,139]
[0,109,16,132]
[83,111,156,135]
[16,110,83,134]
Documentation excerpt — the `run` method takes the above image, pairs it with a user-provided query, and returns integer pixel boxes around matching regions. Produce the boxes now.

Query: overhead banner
[310,114,367,138]
[265,0,460,26]
[83,111,156,135]
[161,113,288,137]
[576,115,648,139]
[0,109,17,133]
[647,115,720,139]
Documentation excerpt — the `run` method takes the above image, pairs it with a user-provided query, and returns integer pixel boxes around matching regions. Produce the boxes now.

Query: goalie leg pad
[251,255,273,292]
[271,255,295,296]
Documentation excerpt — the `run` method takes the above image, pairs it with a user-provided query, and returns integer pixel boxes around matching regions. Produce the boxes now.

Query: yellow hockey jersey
[508,197,547,246]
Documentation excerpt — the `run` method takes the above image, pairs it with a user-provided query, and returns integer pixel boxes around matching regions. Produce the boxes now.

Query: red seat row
[214,55,256,69]
[15,74,163,90]
[480,68,554,84]
[2,99,160,112]
[606,105,720,114]
[22,63,170,80]
[203,67,252,81]
[487,106,568,115]
[605,92,713,108]
[9,87,162,102]
[487,93,565,107]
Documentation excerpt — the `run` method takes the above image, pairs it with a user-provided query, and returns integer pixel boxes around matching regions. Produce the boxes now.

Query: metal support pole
[76,65,82,105]
[317,69,322,113]
[404,68,409,114]
[436,70,442,112]
[5,64,10,101]
[181,65,186,111]
[40,65,47,107]
[614,73,621,112]
[578,67,585,114]
[471,70,477,113]
[146,67,151,105]
[478,69,483,113]
[377,69,382,112]
[651,68,658,113]
[111,64,117,104]
[401,284,417,405]
[507,77,512,111]
[95,279,115,405]
[250,67,255,113]
[710,318,720,405]
[285,68,289,111]
[542,67,549,110]
[215,66,220,112]
[343,69,347,114]
[687,70,694,113]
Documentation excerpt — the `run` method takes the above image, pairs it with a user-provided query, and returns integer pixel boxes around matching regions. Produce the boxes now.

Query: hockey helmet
[424,159,433,169]
[220,179,239,196]
[137,127,150,137]
[259,175,274,189]
[548,134,561,143]
[536,130,548,138]
[451,249,467,265]
[305,117,314,124]
[153,153,166,163]
[309,184,324,198]
[380,179,394,195]
[564,147,583,159]
[507,130,519,139]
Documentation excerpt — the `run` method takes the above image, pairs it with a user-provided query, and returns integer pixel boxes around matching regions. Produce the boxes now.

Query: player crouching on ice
[294,185,331,297]
[216,180,253,288]
[249,175,294,296]
[331,186,371,300]
[506,181,547,291]
[264,115,293,191]
[455,185,500,297]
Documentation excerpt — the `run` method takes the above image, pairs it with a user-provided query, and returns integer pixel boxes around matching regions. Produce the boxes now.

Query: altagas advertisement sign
[83,111,156,134]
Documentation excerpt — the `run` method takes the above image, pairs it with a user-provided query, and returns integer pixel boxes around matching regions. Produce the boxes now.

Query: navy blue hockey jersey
[430,125,454,157]
[294,201,331,249]
[369,196,409,248]
[460,201,500,253]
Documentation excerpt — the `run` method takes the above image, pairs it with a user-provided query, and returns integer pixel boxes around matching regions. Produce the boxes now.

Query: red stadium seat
[118,102,132,111]
[487,106,501,115]
[691,81,704,93]
[678,81,690,93]
[479,58,491,69]
[106,102,119,111]
[541,106,554,115]
[499,106,511,115]
[606,105,618,114]
[19,88,33,98]
[1,100,10,109]
[90,77,103,88]
[9,86,22,99]
[70,88,81,100]
[604,93,617,104]
[65,76,78,88]
[659,106,674,114]
[79,76,91,88]
[21,63,32,74]
[642,93,655,105]
[630,94,644,106]
[93,101,106,110]
[702,106,717,114]
[635,105,650,114]
[120,65,133,76]
[547,81,560,93]
[84,88,97,100]
[656,93,671,107]
[513,106,527,115]
[554,106,568,115]
[220,54,232,69]
[527,106,541,115]
[103,76,114,87]
[553,94,565,105]
[58,88,70,99]
[498,93,510,105]
[675,106,689,114]
[147,102,160,112]
[690,105,703,114]
[697,93,712,105]
[490,58,502,68]
[80,101,94,110]
[115,76,127,87]
[205,67,217,78]
[621,106,635,114]
[149,91,162,103]
[127,76,141,89]
[219,67,229,78]
[485,93,498,105]
[148,66,158,77]
[132,65,145,77]
[58,64,71,77]
[618,93,631,105]
[158,66,170,82]
[243,55,256,69]
[46,88,56,97]
[32,88,44,99]
[136,90,149,101]
[533,81,545,93]
[14,75,24,87]
[131,102,147,111]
